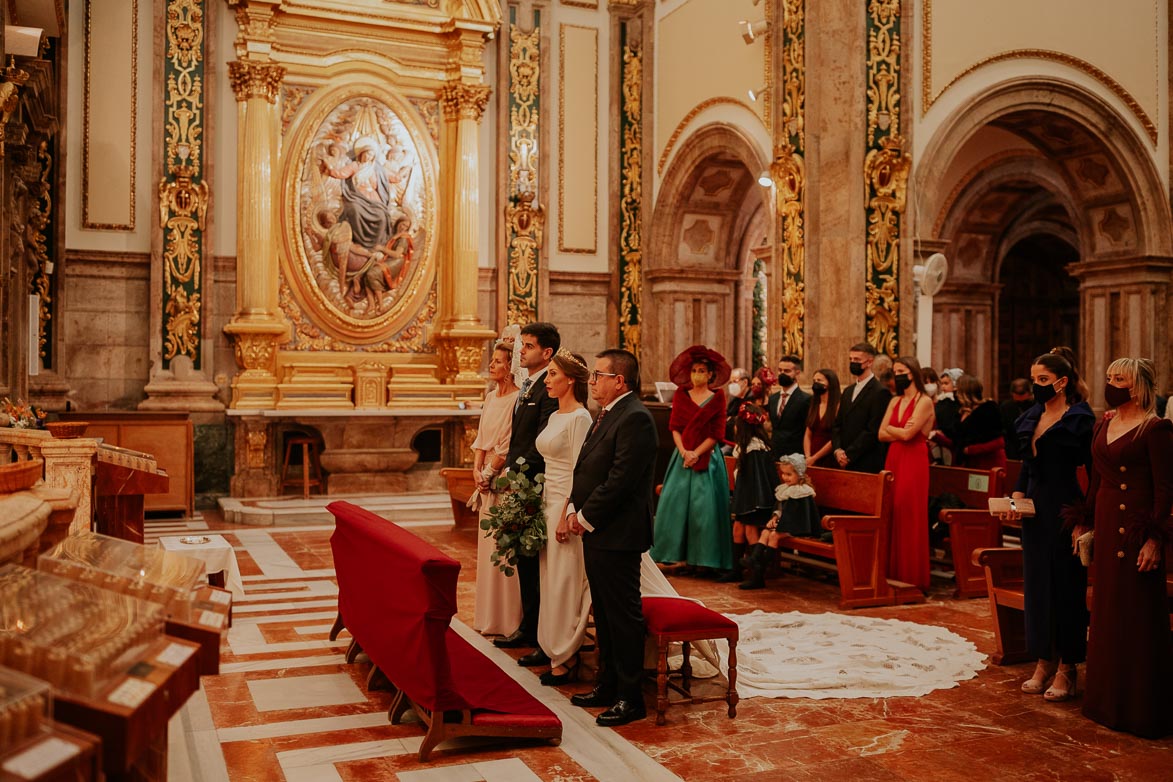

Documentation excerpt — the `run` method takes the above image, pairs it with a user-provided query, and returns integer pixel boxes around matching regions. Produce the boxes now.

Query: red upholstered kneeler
[642,596,739,726]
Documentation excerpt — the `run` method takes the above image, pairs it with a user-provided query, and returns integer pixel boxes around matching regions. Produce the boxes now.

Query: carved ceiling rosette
[280,85,438,348]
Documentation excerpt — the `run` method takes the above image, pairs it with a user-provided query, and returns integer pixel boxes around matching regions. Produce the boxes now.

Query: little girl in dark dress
[739,452,820,590]
[723,403,779,583]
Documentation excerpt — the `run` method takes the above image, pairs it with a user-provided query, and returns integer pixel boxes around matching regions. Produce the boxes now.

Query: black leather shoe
[596,699,646,727]
[517,649,550,667]
[493,631,530,649]
[570,686,616,708]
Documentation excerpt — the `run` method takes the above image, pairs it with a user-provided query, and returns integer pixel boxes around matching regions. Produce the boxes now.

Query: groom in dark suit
[567,349,657,727]
[494,322,560,665]
[832,342,891,473]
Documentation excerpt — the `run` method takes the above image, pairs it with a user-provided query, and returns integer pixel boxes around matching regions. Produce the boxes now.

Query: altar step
[217,492,454,528]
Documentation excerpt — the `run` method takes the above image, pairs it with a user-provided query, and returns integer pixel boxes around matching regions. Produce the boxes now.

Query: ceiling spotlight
[757,170,773,187]
[748,84,768,102]
[741,19,769,45]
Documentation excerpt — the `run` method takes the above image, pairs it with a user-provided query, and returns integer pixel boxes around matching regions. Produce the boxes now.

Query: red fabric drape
[668,389,727,471]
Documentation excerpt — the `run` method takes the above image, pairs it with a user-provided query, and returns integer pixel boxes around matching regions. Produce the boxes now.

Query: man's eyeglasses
[590,370,620,383]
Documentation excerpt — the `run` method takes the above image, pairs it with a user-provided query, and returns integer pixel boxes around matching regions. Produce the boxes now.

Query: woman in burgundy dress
[1082,357,1173,738]
[804,368,841,468]
[878,356,935,593]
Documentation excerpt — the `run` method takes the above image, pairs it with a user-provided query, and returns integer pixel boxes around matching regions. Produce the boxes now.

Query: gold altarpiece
[223,0,499,496]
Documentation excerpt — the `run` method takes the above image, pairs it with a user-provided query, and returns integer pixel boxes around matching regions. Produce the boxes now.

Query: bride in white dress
[535,348,594,684]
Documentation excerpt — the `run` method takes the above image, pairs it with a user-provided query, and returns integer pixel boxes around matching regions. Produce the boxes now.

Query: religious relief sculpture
[299,98,427,320]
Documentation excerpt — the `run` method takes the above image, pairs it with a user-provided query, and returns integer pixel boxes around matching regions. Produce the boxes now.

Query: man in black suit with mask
[494,322,560,666]
[566,349,657,727]
[832,342,891,473]
[767,354,812,456]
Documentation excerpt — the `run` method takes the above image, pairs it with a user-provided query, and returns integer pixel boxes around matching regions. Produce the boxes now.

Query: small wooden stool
[642,596,739,726]
[281,436,322,499]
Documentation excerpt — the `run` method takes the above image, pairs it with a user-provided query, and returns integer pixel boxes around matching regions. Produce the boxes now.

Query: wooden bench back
[803,466,892,518]
[929,464,1004,508]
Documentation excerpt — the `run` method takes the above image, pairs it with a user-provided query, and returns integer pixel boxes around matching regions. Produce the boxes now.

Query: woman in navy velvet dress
[1082,358,1173,738]
[1005,347,1094,702]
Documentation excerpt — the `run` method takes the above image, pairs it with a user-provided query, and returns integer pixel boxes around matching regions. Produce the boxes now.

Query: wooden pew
[439,467,479,528]
[975,545,1173,666]
[773,466,921,609]
[931,464,1006,598]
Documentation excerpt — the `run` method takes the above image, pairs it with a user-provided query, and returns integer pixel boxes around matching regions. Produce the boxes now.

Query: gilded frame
[279,83,439,346]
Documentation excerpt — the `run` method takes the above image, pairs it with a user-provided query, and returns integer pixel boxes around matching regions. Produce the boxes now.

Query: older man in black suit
[494,322,560,665]
[832,342,891,473]
[767,354,812,456]
[567,349,657,727]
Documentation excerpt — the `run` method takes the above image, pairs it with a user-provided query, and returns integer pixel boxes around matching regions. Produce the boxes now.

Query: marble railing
[0,428,95,534]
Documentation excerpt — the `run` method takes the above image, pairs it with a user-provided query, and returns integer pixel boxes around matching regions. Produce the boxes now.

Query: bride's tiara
[555,347,588,370]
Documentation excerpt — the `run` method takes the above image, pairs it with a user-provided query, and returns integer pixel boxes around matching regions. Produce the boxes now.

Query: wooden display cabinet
[58,412,193,516]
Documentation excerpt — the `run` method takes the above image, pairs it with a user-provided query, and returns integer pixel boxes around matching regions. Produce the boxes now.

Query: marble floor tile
[247,672,368,712]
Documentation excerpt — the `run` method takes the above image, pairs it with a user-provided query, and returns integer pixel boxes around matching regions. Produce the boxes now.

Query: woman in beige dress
[471,341,522,636]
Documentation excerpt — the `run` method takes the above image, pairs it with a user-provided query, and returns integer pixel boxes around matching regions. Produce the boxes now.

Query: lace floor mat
[712,610,987,700]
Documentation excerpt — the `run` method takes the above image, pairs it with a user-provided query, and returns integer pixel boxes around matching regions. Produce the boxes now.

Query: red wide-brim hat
[669,345,732,389]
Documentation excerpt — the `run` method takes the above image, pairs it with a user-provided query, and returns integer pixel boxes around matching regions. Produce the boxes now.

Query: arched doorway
[997,234,1079,387]
[645,125,769,385]
[917,78,1173,400]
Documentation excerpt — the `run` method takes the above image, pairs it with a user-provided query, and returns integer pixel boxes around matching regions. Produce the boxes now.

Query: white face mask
[924,383,938,397]
[728,383,742,398]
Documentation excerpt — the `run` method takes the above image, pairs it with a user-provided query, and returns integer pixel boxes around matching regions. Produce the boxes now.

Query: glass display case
[0,565,163,698]
[38,532,204,618]
[0,666,50,754]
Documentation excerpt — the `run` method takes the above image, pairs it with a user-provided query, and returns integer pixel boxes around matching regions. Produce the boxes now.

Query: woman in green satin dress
[650,345,732,571]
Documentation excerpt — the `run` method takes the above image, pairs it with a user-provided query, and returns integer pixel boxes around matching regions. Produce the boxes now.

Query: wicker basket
[0,458,44,494]
[45,421,88,439]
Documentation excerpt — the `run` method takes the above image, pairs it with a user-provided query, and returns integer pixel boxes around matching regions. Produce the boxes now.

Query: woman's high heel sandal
[1043,665,1079,702]
[539,656,579,686]
[1021,659,1058,695]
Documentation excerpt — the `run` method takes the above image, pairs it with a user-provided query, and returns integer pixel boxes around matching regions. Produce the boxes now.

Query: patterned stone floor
[159,499,1171,782]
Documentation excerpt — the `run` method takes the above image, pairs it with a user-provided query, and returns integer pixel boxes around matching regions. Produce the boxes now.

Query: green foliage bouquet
[481,457,547,577]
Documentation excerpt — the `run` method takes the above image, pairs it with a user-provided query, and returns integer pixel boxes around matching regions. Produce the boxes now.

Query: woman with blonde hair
[1081,357,1172,737]
[470,340,522,636]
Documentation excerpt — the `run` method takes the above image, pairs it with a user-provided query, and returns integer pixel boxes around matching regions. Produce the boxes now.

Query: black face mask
[777,373,796,388]
[894,374,913,394]
[811,382,827,396]
[1103,383,1132,409]
[849,361,864,377]
[1032,382,1059,405]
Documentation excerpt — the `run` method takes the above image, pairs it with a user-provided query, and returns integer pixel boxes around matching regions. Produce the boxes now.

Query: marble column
[436,82,496,389]
[1068,255,1173,406]
[223,58,288,408]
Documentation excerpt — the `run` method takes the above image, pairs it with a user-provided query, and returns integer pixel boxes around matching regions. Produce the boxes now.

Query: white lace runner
[715,610,987,700]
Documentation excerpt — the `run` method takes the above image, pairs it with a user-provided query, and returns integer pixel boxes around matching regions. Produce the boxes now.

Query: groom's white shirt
[566,390,634,532]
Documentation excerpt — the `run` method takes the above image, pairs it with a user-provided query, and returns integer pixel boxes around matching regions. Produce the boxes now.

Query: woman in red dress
[1081,357,1173,738]
[878,356,935,592]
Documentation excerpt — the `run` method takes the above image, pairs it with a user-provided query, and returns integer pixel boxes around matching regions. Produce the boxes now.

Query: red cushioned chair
[642,596,739,726]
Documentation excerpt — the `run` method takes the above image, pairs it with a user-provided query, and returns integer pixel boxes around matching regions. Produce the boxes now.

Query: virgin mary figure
[324,136,405,251]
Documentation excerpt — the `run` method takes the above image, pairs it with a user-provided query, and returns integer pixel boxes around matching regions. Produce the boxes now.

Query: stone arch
[644,123,769,385]
[916,76,1173,399]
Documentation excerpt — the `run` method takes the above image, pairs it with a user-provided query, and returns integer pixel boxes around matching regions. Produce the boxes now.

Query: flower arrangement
[480,457,547,576]
[2,398,46,429]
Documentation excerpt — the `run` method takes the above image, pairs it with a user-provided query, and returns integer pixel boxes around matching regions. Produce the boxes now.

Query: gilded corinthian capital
[228,60,286,103]
[439,82,492,122]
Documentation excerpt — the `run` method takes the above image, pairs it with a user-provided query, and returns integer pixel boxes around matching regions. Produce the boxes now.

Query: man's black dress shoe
[569,686,615,708]
[493,631,530,649]
[517,649,550,667]
[596,699,646,727]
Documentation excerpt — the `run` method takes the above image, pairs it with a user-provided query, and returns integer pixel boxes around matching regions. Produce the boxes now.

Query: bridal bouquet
[481,458,546,577]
